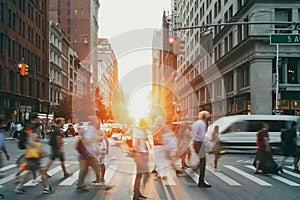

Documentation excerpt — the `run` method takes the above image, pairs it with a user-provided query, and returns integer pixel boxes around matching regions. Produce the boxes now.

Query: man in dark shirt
[254,123,270,174]
[44,118,72,178]
[278,121,299,173]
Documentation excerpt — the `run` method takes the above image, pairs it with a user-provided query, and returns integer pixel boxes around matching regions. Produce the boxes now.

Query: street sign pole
[275,44,279,115]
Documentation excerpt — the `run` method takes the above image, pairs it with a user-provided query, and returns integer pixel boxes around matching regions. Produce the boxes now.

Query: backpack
[18,130,27,150]
[280,129,290,143]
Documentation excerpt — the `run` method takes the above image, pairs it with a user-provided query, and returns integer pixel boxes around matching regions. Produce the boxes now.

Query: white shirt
[83,125,99,157]
[133,127,148,153]
[191,119,207,142]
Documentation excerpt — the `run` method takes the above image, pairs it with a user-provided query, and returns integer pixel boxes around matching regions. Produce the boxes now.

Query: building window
[83,36,88,44]
[237,65,250,90]
[224,37,228,53]
[275,8,292,33]
[287,58,298,84]
[224,72,233,93]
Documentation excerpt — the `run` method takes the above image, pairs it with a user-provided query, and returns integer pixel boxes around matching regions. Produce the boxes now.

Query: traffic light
[17,63,29,76]
[17,63,23,74]
[172,37,185,55]
[24,64,29,75]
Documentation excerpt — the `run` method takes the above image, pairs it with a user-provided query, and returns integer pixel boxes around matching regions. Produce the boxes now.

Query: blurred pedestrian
[176,122,192,169]
[0,118,10,168]
[151,116,168,180]
[210,125,221,172]
[278,121,299,173]
[163,125,183,176]
[44,118,72,178]
[191,111,211,188]
[76,116,112,192]
[14,133,54,194]
[254,123,271,174]
[94,124,109,183]
[132,118,151,200]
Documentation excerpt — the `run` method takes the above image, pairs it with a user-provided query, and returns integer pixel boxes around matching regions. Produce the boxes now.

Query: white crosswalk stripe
[285,166,300,178]
[224,165,272,186]
[24,164,71,186]
[0,164,17,172]
[60,170,79,186]
[245,165,300,186]
[94,163,118,185]
[1,162,300,188]
[206,166,241,186]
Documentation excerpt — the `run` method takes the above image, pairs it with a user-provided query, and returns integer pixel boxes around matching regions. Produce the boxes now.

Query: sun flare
[128,86,151,122]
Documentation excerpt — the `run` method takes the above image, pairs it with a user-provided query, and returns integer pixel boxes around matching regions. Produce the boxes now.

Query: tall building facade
[0,0,49,122]
[49,0,100,92]
[174,0,300,122]
[49,20,82,121]
[97,38,118,120]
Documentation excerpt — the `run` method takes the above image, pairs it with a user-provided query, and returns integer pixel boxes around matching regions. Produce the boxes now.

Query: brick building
[0,0,49,122]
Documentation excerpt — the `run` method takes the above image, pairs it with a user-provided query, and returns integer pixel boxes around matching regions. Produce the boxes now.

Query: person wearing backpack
[278,121,300,173]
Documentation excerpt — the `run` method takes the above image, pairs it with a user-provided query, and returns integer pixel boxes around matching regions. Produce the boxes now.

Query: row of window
[0,66,47,99]
[1,34,45,76]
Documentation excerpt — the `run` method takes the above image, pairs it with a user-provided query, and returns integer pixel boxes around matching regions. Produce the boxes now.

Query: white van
[207,115,300,152]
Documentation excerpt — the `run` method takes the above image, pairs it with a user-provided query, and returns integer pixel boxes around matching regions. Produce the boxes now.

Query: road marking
[0,164,17,172]
[245,165,300,186]
[207,166,241,186]
[0,171,27,185]
[162,172,176,185]
[184,168,199,184]
[24,164,71,186]
[60,170,79,185]
[224,165,272,186]
[95,163,118,185]
[285,166,300,178]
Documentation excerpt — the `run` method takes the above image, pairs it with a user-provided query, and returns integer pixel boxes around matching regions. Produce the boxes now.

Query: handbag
[76,139,92,159]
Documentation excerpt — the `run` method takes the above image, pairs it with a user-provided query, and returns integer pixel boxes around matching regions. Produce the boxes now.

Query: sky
[98,0,171,121]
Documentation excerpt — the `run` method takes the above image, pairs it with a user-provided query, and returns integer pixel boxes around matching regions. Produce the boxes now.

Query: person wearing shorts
[44,118,72,178]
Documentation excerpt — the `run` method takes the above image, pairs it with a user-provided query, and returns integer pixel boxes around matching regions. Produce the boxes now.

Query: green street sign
[270,34,300,45]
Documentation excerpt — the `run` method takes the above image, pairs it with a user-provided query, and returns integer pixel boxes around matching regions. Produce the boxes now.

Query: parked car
[77,121,92,130]
[207,115,300,153]
[62,123,77,137]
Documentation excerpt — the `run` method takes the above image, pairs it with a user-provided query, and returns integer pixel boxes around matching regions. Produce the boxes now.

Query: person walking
[132,118,151,200]
[163,125,183,176]
[278,121,300,173]
[94,125,109,183]
[191,111,211,188]
[76,116,112,192]
[0,118,9,199]
[44,118,72,178]
[151,116,168,180]
[254,123,271,174]
[14,132,54,194]
[176,122,192,169]
[210,125,221,172]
